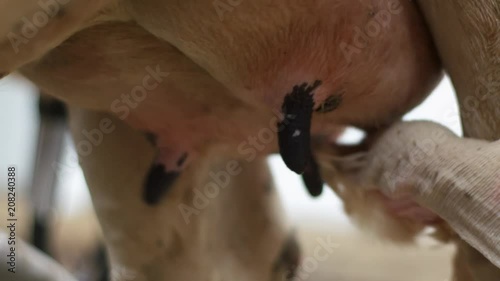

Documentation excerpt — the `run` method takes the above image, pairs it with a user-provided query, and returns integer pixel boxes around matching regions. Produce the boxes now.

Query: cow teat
[278,80,321,174]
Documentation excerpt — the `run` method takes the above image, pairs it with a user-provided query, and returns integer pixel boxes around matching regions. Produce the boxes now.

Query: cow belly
[21,0,441,170]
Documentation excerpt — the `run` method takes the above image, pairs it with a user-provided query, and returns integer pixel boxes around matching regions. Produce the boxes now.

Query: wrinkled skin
[329,121,500,258]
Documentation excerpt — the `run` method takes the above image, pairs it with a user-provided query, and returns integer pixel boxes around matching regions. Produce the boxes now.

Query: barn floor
[50,213,456,281]
[298,226,454,281]
[2,196,454,280]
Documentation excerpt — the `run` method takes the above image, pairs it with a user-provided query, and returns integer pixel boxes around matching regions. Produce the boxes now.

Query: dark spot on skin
[55,8,66,18]
[278,80,321,174]
[315,93,343,113]
[273,235,301,280]
[176,153,188,167]
[465,192,473,200]
[144,132,157,146]
[301,154,324,197]
[143,164,180,205]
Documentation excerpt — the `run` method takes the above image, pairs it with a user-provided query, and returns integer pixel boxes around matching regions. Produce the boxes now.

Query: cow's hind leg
[67,107,296,281]
[417,0,500,277]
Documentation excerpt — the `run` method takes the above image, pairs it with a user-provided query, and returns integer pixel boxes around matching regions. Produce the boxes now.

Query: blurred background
[0,74,462,280]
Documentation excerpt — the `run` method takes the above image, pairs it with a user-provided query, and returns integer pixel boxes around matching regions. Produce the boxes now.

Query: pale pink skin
[376,192,442,224]
[19,0,443,220]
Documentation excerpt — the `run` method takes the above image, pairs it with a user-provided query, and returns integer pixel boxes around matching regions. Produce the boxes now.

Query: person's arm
[334,121,500,268]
